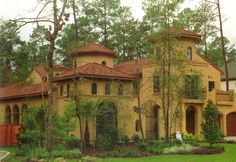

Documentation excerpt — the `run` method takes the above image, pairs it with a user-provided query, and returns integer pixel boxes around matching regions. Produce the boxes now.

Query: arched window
[13,105,20,124]
[92,82,97,95]
[105,83,110,95]
[187,47,192,60]
[101,61,106,66]
[5,105,11,124]
[118,84,123,96]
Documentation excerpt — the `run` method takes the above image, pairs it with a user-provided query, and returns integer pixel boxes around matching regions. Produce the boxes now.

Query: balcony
[216,90,234,106]
[183,88,206,103]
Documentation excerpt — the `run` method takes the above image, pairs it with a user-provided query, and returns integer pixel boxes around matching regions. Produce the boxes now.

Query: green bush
[201,100,223,147]
[29,148,81,159]
[183,133,201,146]
[131,135,142,143]
[163,144,193,154]
[66,136,83,149]
[120,134,129,145]
[96,126,119,149]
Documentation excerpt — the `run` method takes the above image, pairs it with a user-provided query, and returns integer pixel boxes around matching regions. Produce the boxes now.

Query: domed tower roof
[68,43,118,58]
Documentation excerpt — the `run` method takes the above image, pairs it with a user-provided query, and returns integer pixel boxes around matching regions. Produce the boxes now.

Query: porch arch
[12,105,20,124]
[5,105,11,124]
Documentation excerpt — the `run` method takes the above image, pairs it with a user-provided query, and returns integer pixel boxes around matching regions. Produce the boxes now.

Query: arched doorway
[226,112,236,136]
[145,101,159,139]
[5,105,11,124]
[96,100,118,145]
[186,106,196,134]
[13,105,20,124]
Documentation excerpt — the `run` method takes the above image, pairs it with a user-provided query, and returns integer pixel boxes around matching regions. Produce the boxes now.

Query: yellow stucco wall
[74,55,114,68]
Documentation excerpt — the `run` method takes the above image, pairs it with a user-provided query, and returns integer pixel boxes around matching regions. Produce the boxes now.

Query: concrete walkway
[0,151,9,161]
[224,136,236,142]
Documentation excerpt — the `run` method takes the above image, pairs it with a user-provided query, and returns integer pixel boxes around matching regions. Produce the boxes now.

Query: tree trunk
[217,0,229,91]
[46,38,54,152]
[72,0,79,40]
[84,118,90,147]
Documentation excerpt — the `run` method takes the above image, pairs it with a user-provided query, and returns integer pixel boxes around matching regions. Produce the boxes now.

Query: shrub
[120,134,129,145]
[201,100,223,147]
[96,126,119,149]
[183,133,202,146]
[163,144,193,154]
[131,135,141,143]
[66,136,83,149]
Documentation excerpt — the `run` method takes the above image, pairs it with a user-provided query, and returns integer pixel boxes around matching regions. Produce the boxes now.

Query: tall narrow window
[118,84,123,96]
[92,82,97,95]
[153,75,160,93]
[60,85,63,96]
[5,106,11,124]
[185,75,200,99]
[187,47,192,60]
[105,83,110,95]
[208,81,215,92]
[67,84,70,96]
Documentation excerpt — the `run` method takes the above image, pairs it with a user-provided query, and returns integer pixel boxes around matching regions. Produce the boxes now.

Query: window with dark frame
[92,82,97,95]
[153,75,160,93]
[105,83,110,95]
[187,47,192,60]
[208,81,215,92]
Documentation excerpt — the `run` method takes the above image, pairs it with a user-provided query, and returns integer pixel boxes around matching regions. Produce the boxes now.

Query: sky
[0,0,235,44]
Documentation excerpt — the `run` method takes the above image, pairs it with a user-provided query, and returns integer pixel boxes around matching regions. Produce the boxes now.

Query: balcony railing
[216,90,234,102]
[184,88,206,100]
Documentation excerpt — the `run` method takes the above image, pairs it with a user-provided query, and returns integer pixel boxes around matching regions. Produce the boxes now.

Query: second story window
[118,84,123,96]
[185,75,200,99]
[105,83,110,95]
[153,75,160,93]
[60,85,64,96]
[208,81,215,92]
[187,47,192,60]
[92,82,97,95]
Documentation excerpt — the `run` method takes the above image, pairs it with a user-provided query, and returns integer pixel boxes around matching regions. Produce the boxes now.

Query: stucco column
[181,105,187,134]
[222,114,227,136]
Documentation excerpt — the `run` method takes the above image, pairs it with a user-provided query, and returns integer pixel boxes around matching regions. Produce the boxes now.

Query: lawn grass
[103,143,236,162]
[1,143,236,162]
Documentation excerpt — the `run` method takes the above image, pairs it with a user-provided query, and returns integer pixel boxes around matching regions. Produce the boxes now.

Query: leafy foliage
[201,100,223,147]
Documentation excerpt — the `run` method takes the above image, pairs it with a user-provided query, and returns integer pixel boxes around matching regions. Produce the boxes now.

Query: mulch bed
[82,144,225,158]
[178,146,225,155]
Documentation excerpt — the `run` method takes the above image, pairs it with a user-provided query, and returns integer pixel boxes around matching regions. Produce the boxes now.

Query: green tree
[143,0,186,141]
[77,99,99,147]
[0,21,23,86]
[206,37,236,67]
[201,100,222,147]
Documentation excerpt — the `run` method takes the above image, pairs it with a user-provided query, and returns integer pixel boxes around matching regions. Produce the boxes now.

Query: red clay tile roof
[171,28,201,42]
[114,58,153,75]
[68,43,118,58]
[34,65,70,77]
[0,83,48,100]
[54,62,135,81]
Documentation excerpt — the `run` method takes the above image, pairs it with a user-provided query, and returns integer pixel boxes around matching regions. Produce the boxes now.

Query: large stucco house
[1,29,236,146]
